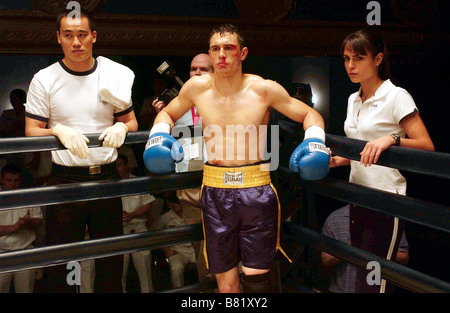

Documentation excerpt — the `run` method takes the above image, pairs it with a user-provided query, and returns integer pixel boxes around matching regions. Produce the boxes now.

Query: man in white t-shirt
[116,154,155,293]
[154,194,197,289]
[0,164,43,293]
[24,9,138,293]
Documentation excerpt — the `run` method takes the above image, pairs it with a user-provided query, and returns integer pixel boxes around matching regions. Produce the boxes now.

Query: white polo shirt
[25,59,133,167]
[0,207,43,252]
[344,80,418,195]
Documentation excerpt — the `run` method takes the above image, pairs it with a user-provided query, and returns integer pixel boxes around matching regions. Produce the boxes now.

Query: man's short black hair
[1,163,21,178]
[10,89,27,102]
[209,24,245,49]
[56,7,96,32]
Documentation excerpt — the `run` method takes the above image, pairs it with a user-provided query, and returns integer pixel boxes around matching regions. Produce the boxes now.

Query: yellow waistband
[202,163,271,188]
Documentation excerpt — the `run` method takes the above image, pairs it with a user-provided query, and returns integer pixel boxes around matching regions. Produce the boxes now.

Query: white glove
[52,124,90,159]
[99,122,128,148]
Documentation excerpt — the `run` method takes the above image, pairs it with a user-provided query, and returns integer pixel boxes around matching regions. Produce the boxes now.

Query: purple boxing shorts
[200,163,281,274]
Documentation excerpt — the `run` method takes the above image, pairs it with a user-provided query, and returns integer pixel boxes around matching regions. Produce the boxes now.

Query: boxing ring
[0,130,449,293]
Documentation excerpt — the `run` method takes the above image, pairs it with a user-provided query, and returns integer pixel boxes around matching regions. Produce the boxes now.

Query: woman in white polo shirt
[330,28,434,293]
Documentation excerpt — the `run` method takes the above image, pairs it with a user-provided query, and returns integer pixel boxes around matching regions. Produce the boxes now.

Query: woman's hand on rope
[360,135,396,167]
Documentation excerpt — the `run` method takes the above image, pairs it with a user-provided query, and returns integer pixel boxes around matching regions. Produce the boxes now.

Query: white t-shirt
[121,174,155,224]
[344,80,418,195]
[0,207,43,251]
[157,210,196,258]
[25,59,133,167]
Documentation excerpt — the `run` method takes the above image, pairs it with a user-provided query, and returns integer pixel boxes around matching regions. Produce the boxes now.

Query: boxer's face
[57,16,97,66]
[343,46,382,84]
[209,33,247,75]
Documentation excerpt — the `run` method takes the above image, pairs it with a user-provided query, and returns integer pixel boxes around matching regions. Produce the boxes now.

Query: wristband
[150,123,171,136]
[304,125,326,142]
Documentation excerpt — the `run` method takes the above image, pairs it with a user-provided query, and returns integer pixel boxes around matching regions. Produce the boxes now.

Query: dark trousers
[350,204,406,293]
[45,163,123,293]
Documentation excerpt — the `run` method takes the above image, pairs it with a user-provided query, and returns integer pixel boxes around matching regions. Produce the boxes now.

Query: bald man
[152,53,214,123]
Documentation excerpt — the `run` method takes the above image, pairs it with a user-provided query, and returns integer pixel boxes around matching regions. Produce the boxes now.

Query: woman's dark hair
[341,28,390,80]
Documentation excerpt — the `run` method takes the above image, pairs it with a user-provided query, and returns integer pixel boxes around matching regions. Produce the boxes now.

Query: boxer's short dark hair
[209,24,245,49]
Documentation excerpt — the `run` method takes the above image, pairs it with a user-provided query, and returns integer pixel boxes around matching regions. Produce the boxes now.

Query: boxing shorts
[200,162,290,274]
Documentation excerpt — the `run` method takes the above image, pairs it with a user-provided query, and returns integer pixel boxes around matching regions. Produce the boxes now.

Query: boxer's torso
[191,74,271,167]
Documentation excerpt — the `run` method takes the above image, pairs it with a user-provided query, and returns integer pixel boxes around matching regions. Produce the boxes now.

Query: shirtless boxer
[143,24,330,293]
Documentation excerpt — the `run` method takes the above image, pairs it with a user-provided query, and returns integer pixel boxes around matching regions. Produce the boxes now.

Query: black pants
[45,163,123,293]
[350,204,406,293]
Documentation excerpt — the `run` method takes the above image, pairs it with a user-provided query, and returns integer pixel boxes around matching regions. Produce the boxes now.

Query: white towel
[97,56,135,111]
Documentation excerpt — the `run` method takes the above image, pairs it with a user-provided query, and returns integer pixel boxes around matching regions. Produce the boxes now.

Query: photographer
[152,53,213,126]
[139,76,170,130]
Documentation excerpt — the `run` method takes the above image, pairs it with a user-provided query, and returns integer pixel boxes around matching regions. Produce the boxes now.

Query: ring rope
[279,167,450,234]
[282,222,450,293]
[0,171,203,211]
[326,134,450,179]
[1,131,448,293]
[0,224,203,274]
[1,169,446,235]
[1,130,448,180]
[0,126,201,155]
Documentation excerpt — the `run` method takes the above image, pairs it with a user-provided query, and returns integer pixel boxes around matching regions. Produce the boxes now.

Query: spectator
[154,194,197,289]
[320,205,409,293]
[0,89,26,138]
[0,164,43,293]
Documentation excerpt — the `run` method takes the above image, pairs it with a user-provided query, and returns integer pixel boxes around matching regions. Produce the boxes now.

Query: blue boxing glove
[143,123,184,173]
[289,125,330,180]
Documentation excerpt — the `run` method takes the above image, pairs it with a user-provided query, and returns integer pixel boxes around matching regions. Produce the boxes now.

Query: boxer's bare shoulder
[244,75,287,103]
[183,73,213,94]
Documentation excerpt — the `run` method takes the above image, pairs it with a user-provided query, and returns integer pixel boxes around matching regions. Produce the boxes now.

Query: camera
[159,87,179,105]
[157,61,185,105]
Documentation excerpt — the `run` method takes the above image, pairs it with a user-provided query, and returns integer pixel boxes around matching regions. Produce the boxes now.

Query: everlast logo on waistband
[223,172,244,185]
[308,142,329,155]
